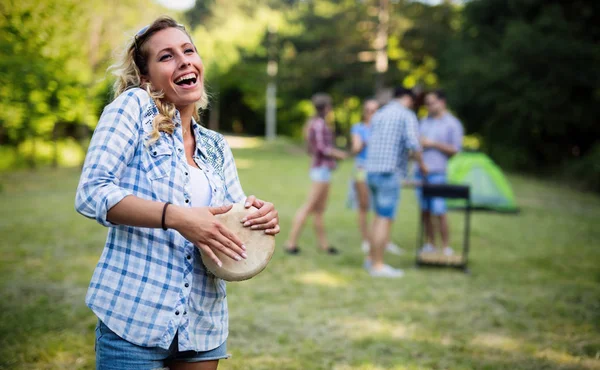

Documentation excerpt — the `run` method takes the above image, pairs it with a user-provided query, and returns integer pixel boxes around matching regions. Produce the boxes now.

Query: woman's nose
[179,58,191,69]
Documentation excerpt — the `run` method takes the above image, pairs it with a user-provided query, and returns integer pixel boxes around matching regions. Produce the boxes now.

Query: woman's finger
[214,232,247,259]
[242,203,274,224]
[250,217,278,230]
[251,197,265,208]
[245,210,276,228]
[197,243,222,267]
[217,223,245,250]
[209,239,244,262]
[264,224,280,235]
[244,195,256,208]
[208,204,233,215]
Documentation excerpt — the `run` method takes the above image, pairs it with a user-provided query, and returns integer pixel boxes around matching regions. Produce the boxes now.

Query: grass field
[1,138,599,370]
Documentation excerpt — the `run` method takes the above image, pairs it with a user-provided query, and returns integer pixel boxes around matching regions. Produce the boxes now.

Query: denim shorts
[415,172,447,215]
[95,320,230,369]
[310,166,332,183]
[367,172,401,219]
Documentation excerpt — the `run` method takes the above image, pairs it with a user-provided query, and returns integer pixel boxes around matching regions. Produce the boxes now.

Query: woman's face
[363,101,378,123]
[142,27,204,111]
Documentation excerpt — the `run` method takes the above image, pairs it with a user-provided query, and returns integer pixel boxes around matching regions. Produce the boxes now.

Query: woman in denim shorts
[284,93,347,255]
[75,16,280,370]
[349,100,377,253]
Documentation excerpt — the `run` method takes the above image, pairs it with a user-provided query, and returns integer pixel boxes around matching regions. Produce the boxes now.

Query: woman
[284,93,347,255]
[350,99,378,252]
[350,99,403,261]
[75,16,279,370]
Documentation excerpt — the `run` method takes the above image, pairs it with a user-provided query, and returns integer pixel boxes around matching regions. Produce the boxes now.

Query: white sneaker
[385,242,404,255]
[443,247,454,256]
[370,264,404,278]
[420,243,436,253]
[361,240,370,254]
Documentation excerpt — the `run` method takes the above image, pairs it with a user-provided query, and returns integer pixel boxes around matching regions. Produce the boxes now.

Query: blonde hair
[108,16,208,144]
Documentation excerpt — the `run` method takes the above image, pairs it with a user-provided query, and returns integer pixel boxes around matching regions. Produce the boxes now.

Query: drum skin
[202,203,276,281]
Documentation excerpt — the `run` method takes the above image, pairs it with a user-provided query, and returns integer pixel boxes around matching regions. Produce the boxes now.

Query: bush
[563,143,600,193]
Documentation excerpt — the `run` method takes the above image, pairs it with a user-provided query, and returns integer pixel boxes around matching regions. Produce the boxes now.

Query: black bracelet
[161,202,171,230]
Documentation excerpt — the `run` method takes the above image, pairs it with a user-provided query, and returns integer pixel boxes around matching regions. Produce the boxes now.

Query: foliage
[0,0,173,166]
[438,0,600,171]
[561,142,600,193]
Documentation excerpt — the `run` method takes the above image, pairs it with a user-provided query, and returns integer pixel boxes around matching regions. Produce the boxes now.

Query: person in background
[75,16,279,369]
[365,87,428,278]
[284,93,347,255]
[349,99,403,259]
[417,90,464,255]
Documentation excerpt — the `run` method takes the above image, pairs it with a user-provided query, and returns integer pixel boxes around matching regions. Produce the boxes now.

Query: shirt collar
[148,98,208,159]
[191,117,209,160]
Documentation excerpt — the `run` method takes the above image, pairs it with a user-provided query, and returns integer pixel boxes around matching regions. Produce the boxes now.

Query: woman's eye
[185,48,194,54]
[159,54,172,61]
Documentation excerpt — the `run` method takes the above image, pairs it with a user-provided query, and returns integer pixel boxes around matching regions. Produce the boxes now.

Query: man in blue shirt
[365,87,428,278]
[416,90,464,255]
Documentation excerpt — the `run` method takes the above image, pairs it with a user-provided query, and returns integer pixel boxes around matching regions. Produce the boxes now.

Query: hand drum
[201,203,276,281]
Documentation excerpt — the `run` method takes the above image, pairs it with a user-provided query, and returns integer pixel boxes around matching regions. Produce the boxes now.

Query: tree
[0,0,170,168]
[439,0,600,170]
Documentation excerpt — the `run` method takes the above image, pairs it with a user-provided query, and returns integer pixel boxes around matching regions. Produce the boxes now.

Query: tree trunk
[374,0,390,93]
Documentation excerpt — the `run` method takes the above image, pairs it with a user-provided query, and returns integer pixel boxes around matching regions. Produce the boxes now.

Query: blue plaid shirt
[365,101,421,176]
[75,88,246,351]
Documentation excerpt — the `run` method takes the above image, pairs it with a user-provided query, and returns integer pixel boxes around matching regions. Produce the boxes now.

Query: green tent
[447,152,519,213]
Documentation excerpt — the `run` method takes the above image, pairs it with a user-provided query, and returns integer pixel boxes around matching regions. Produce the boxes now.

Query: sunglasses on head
[134,22,186,38]
[135,25,150,38]
[133,23,186,52]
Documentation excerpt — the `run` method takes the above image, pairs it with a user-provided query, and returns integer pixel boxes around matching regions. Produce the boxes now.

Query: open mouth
[174,73,198,86]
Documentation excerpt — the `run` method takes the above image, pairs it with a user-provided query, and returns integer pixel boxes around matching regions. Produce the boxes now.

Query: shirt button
[153,151,157,156]
[183,311,187,315]
[185,283,189,288]
[175,310,180,316]
[185,172,188,176]
[185,199,189,203]
[186,255,191,260]
[213,189,216,192]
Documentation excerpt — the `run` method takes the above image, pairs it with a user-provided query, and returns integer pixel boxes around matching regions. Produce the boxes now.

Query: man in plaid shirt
[365,87,428,278]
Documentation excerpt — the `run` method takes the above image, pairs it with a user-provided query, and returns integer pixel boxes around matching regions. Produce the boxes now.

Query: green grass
[1,139,599,370]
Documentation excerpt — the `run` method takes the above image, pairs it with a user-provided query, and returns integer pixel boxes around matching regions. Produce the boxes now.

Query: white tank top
[189,165,212,207]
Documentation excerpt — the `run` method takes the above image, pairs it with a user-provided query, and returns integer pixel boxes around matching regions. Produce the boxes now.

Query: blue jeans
[367,172,401,219]
[95,320,229,369]
[309,166,332,183]
[415,172,447,215]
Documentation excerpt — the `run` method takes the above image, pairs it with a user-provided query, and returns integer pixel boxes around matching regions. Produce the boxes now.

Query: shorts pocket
[94,320,104,353]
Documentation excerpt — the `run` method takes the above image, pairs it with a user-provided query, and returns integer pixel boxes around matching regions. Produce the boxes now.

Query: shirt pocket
[142,140,173,180]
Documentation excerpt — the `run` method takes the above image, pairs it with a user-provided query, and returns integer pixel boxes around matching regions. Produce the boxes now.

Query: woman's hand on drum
[241,196,280,235]
[170,205,247,267]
